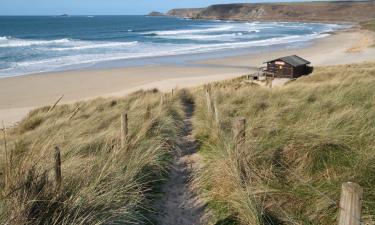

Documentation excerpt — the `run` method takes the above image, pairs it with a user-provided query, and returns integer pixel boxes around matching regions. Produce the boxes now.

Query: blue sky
[0,0,316,15]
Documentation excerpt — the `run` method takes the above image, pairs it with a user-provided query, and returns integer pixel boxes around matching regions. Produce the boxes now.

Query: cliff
[166,8,204,18]
[166,1,375,22]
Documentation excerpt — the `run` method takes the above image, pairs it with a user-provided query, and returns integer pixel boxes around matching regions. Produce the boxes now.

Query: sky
[0,0,317,15]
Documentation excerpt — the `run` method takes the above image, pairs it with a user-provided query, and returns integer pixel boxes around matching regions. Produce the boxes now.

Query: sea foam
[0,16,345,78]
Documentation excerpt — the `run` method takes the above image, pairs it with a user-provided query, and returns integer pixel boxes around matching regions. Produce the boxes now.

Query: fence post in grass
[233,117,246,146]
[205,86,212,114]
[54,146,62,190]
[48,94,64,113]
[121,112,128,147]
[213,100,219,125]
[338,182,363,225]
[145,104,151,120]
[2,122,8,190]
[159,95,164,114]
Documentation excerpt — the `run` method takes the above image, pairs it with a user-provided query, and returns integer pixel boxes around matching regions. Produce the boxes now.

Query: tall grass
[0,89,185,224]
[361,19,375,47]
[361,19,375,33]
[192,62,375,225]
[2,62,375,225]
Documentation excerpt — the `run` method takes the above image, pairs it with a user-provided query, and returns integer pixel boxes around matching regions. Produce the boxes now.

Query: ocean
[0,15,346,78]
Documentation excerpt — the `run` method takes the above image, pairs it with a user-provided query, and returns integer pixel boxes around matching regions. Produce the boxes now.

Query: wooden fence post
[121,112,128,147]
[159,95,164,114]
[2,122,8,190]
[145,104,151,120]
[338,182,363,225]
[68,106,80,120]
[205,88,212,113]
[213,100,219,125]
[233,117,246,145]
[48,95,64,113]
[54,146,62,190]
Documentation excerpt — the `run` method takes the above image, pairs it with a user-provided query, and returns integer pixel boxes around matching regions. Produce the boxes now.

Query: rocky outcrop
[148,11,166,17]
[165,1,375,22]
[166,8,204,18]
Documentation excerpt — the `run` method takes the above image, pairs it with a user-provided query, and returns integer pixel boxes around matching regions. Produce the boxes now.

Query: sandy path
[155,99,207,225]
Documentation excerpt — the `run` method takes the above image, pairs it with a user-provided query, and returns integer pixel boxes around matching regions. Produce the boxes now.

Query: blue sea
[0,15,346,78]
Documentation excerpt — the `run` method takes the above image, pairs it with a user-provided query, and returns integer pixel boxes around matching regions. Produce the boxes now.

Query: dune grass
[192,62,375,225]
[0,89,185,224]
[1,62,375,225]
[361,19,375,47]
[361,19,375,32]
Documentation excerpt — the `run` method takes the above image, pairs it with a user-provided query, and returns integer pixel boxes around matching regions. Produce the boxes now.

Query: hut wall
[266,62,293,78]
[292,65,308,78]
[264,57,312,79]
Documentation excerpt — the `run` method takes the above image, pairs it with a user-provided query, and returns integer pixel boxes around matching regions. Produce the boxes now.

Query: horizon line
[0,14,148,16]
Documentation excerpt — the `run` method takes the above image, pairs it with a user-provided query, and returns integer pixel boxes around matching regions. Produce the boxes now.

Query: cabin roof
[265,55,311,67]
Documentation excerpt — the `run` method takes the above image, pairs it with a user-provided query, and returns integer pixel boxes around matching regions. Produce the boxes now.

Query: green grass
[191,62,375,225]
[0,89,185,224]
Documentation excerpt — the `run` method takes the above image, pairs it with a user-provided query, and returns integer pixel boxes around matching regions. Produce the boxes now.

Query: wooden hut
[263,55,312,79]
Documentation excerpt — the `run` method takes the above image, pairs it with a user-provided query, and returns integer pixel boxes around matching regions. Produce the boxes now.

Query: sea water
[0,15,346,77]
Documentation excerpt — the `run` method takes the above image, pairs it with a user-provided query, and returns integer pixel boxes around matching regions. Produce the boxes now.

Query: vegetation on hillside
[192,62,375,224]
[1,61,375,225]
[167,2,375,22]
[361,19,375,32]
[0,89,185,224]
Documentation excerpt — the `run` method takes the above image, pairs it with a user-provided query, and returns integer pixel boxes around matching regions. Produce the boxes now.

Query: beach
[1,28,375,127]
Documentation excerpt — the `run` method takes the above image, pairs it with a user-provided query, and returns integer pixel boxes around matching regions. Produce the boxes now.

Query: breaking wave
[144,25,234,36]
[0,17,347,78]
[0,37,71,48]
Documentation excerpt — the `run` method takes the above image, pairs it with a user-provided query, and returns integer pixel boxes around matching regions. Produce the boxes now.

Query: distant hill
[148,11,166,17]
[166,8,204,18]
[164,1,375,22]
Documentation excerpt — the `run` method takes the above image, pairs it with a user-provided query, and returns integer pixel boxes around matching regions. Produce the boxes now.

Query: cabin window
[275,61,285,66]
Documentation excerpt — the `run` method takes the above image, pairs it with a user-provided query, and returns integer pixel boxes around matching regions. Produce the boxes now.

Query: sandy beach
[1,28,375,127]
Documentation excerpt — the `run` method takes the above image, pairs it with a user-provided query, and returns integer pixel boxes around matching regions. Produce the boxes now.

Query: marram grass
[192,62,375,225]
[1,62,375,225]
[0,89,185,225]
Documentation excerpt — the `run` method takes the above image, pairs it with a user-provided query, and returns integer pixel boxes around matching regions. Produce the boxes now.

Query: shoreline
[159,15,359,26]
[1,28,374,127]
[0,20,349,80]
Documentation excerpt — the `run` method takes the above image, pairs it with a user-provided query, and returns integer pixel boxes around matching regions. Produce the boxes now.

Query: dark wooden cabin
[263,55,312,79]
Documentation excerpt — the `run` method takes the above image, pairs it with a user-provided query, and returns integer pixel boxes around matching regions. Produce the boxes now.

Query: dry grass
[192,62,375,225]
[361,19,375,33]
[1,61,375,225]
[0,89,185,224]
[361,19,375,48]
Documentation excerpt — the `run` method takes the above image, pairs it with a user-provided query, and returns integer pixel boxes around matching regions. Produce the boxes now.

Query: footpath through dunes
[155,95,208,225]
